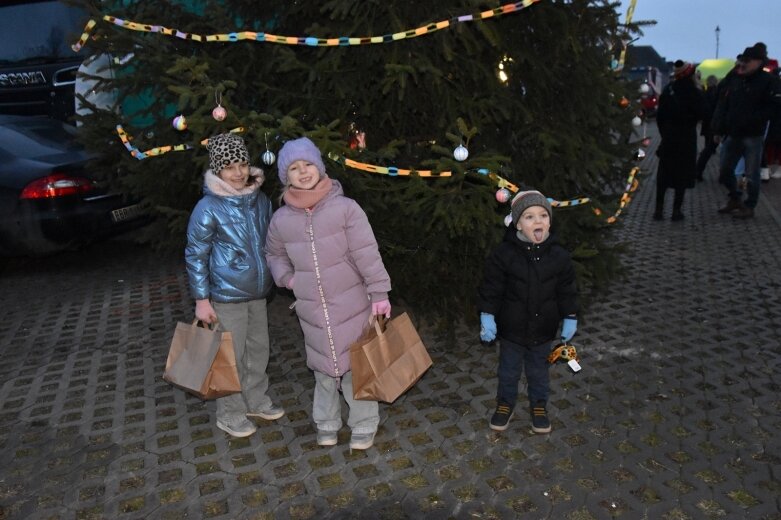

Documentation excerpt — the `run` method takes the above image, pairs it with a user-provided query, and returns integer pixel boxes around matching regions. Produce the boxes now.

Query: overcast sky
[617,0,781,64]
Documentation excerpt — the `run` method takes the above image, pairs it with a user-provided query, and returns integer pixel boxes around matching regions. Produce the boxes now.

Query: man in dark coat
[654,60,708,221]
[712,44,781,219]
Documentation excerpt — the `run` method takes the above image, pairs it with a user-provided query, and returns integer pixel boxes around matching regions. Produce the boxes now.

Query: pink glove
[371,299,391,319]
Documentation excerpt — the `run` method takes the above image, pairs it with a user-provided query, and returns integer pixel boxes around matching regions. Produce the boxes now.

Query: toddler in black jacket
[477,190,579,433]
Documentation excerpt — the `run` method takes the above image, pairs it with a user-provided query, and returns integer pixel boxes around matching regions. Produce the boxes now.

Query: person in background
[695,74,720,181]
[653,60,707,221]
[712,44,781,219]
[477,190,578,434]
[762,65,781,180]
[185,133,284,438]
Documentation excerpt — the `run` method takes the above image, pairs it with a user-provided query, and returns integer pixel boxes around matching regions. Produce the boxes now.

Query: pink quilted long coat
[264,180,391,378]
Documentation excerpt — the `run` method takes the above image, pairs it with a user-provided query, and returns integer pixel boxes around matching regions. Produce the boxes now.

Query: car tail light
[20,173,96,199]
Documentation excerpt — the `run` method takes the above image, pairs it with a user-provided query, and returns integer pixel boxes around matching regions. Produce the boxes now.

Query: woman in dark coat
[654,60,708,220]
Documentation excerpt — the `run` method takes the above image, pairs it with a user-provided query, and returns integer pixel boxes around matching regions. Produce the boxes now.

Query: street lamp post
[715,26,721,58]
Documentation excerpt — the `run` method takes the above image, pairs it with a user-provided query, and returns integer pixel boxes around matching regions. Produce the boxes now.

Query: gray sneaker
[216,417,257,438]
[349,431,376,450]
[317,429,338,446]
[246,404,285,421]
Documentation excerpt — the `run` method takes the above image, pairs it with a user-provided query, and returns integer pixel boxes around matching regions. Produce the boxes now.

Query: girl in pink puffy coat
[264,137,391,450]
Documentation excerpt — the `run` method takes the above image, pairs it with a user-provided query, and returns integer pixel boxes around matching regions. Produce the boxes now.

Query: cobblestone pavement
[1,125,780,520]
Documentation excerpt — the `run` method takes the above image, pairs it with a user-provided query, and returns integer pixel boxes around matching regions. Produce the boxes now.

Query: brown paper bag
[350,312,433,403]
[163,320,241,399]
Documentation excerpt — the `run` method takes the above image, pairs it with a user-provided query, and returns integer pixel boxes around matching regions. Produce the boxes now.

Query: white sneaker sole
[246,409,285,421]
[349,434,375,450]
[317,435,338,447]
[490,411,513,431]
[216,421,257,438]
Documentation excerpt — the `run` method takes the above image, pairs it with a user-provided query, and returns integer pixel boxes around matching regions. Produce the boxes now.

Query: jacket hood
[203,166,264,197]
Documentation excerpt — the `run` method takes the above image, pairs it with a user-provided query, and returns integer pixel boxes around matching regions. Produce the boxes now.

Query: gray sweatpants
[313,371,379,435]
[212,299,273,423]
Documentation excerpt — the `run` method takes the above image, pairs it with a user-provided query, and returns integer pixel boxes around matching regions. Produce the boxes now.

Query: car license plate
[111,204,143,223]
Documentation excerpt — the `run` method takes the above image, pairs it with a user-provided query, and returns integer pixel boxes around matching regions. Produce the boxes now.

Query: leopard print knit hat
[207,133,250,173]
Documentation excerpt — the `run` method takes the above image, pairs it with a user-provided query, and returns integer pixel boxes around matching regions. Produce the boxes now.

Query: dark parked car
[0,115,145,256]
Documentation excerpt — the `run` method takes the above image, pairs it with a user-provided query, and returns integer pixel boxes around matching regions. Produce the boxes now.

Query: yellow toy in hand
[548,342,582,372]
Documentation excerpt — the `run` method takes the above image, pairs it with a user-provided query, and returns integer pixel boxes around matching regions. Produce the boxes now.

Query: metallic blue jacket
[185,178,273,303]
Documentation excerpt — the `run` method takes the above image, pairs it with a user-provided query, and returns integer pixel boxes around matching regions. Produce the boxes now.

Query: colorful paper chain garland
[114,125,639,221]
[615,0,639,72]
[72,0,540,52]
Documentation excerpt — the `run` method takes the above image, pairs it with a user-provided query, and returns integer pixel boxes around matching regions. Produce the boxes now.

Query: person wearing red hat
[653,60,708,221]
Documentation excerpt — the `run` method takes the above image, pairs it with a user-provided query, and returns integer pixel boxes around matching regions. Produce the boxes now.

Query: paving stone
[1,124,780,519]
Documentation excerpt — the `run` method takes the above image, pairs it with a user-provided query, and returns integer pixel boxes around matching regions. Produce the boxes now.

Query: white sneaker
[216,418,257,438]
[349,431,376,450]
[246,404,285,421]
[760,167,770,181]
[771,165,781,179]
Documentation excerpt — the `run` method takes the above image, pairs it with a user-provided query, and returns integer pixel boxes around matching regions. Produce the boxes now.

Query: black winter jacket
[477,230,578,346]
[712,69,781,138]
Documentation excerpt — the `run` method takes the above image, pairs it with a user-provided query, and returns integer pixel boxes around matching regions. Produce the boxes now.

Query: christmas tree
[74,0,639,324]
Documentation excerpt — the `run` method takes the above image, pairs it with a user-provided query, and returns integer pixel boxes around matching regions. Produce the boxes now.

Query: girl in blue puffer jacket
[185,133,284,438]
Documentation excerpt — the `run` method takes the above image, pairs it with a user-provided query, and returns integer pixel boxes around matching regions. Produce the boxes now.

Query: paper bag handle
[193,319,219,330]
[371,315,388,335]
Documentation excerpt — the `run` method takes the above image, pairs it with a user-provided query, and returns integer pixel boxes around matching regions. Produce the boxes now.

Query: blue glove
[561,316,577,342]
[480,313,497,342]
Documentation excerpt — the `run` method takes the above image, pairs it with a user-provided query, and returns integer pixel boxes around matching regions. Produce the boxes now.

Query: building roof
[625,45,669,73]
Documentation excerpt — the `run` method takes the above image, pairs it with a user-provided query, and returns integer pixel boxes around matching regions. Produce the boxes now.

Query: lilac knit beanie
[277,137,326,185]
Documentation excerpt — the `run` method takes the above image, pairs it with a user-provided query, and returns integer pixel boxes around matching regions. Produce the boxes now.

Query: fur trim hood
[203,166,265,197]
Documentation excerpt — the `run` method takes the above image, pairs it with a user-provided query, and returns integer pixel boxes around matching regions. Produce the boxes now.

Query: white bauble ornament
[631,116,642,127]
[503,214,513,227]
[639,83,651,95]
[262,150,276,166]
[453,144,469,161]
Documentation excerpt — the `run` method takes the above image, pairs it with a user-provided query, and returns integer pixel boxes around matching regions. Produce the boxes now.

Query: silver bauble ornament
[631,116,643,127]
[262,150,276,166]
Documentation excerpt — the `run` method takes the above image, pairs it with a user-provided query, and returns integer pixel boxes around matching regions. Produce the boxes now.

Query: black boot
[653,203,663,221]
[671,189,685,220]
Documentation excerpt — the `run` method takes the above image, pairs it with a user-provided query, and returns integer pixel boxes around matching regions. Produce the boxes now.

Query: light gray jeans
[212,299,273,423]
[313,370,379,435]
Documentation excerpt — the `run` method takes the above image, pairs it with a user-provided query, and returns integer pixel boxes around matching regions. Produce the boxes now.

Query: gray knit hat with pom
[510,190,552,226]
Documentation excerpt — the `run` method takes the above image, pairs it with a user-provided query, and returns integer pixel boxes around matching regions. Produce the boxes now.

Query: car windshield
[0,1,88,64]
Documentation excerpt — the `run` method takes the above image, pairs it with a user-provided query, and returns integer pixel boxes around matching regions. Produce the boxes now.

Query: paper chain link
[114,125,638,222]
[72,1,540,52]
